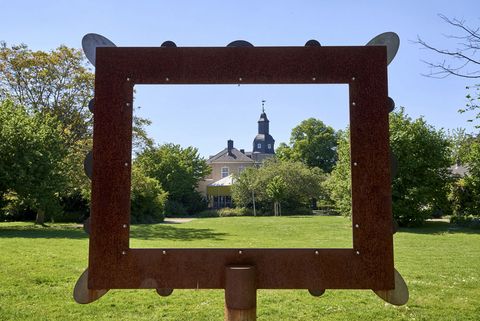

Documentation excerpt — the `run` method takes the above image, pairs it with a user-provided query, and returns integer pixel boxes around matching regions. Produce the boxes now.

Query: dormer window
[267,144,271,149]
[257,143,261,149]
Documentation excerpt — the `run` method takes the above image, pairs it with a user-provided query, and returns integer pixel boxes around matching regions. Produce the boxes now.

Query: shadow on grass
[400,221,480,235]
[0,225,87,239]
[130,224,228,241]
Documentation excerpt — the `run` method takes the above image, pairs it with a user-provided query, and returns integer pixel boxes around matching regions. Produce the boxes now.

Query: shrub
[165,200,188,217]
[130,166,168,223]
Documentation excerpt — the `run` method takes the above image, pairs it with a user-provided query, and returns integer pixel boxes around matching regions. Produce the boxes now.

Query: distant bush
[165,200,188,217]
[130,166,168,223]
[450,215,480,229]
[197,207,253,217]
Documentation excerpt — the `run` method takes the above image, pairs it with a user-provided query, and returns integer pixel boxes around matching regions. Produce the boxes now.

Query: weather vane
[261,100,266,113]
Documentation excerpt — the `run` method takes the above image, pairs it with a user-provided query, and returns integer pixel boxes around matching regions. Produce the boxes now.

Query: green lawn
[0,216,479,320]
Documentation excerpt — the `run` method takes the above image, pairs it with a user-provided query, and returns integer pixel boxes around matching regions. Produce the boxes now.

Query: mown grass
[0,216,479,320]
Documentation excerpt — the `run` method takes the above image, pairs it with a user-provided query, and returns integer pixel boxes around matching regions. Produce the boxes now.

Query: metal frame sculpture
[75,33,408,320]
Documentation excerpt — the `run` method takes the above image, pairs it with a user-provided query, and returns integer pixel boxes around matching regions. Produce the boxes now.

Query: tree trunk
[252,190,256,217]
[35,208,46,225]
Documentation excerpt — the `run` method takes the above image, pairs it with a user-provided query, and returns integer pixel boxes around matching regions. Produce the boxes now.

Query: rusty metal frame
[89,46,393,291]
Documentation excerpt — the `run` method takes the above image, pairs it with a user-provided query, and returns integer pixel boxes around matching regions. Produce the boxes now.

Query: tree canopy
[276,118,338,172]
[135,144,211,214]
[326,108,452,226]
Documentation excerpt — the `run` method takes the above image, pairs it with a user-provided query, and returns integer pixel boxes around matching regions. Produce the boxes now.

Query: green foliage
[327,108,452,226]
[232,159,325,214]
[324,129,352,217]
[197,207,253,217]
[130,165,168,223]
[277,118,338,172]
[136,144,210,214]
[0,100,68,223]
[460,84,480,128]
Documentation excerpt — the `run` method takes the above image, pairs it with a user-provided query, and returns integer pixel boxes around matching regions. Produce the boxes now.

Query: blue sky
[1,1,478,157]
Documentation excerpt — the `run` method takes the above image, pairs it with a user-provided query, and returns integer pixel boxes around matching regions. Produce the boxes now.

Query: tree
[232,159,325,214]
[135,144,211,214]
[327,108,452,226]
[0,100,68,224]
[277,118,338,172]
[417,14,480,127]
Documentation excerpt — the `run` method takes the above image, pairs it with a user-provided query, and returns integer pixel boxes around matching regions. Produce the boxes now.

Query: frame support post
[225,266,256,321]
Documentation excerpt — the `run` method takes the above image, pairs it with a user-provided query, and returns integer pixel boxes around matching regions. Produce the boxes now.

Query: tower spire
[261,100,266,113]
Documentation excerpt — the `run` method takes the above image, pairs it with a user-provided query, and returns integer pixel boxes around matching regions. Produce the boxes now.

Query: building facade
[198,110,275,208]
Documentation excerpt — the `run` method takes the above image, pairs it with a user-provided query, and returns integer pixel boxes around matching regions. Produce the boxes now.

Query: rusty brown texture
[89,46,393,291]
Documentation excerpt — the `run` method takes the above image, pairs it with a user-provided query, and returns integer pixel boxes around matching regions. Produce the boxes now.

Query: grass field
[0,216,479,320]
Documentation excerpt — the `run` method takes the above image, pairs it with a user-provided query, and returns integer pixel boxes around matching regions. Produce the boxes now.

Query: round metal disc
[161,40,177,47]
[373,268,409,306]
[82,33,116,66]
[227,40,254,47]
[308,288,325,297]
[73,269,109,304]
[366,32,400,65]
[83,151,93,179]
[88,98,94,113]
[156,288,174,297]
[387,97,395,113]
[305,39,321,47]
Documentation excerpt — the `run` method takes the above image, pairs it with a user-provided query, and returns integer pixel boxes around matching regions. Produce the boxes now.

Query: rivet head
[238,77,243,82]
[238,250,243,255]
[312,77,316,81]
[353,162,358,166]
[355,224,359,228]
[162,250,167,255]
[352,102,356,106]
[122,224,127,228]
[126,102,131,107]
[356,250,360,255]
[352,76,356,81]
[124,162,129,167]
[122,251,126,255]
[126,77,131,82]
[165,77,170,81]
[315,250,319,255]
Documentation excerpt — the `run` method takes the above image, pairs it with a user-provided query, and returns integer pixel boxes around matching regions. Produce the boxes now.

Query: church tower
[252,101,275,161]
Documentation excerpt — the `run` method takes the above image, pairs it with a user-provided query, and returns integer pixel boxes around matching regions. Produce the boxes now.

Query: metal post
[225,266,256,321]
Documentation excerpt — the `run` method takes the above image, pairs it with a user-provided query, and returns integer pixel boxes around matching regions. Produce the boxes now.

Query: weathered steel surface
[89,46,393,291]
[225,266,256,321]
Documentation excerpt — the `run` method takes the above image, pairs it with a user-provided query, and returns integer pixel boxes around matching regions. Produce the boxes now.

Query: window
[238,165,245,174]
[221,167,229,178]
[257,143,261,149]
[267,144,271,149]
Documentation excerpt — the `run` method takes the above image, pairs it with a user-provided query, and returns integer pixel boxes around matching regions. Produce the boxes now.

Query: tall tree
[0,100,68,224]
[135,144,211,214]
[326,108,452,226]
[277,118,338,172]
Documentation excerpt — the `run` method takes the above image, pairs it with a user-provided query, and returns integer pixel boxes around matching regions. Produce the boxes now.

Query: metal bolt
[162,250,167,255]
[312,77,316,81]
[238,77,243,82]
[124,162,129,167]
[123,224,127,228]
[353,162,358,166]
[315,250,319,255]
[356,250,360,255]
[126,102,131,107]
[165,77,170,81]
[352,76,356,81]
[238,250,243,255]
[126,77,131,82]
[355,224,359,228]
[352,102,356,106]
[122,250,126,255]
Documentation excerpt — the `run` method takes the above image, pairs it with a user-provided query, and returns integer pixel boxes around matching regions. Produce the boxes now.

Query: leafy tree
[277,118,338,172]
[0,100,68,224]
[327,108,452,226]
[266,176,286,216]
[135,144,211,214]
[232,159,325,214]
[130,165,168,223]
